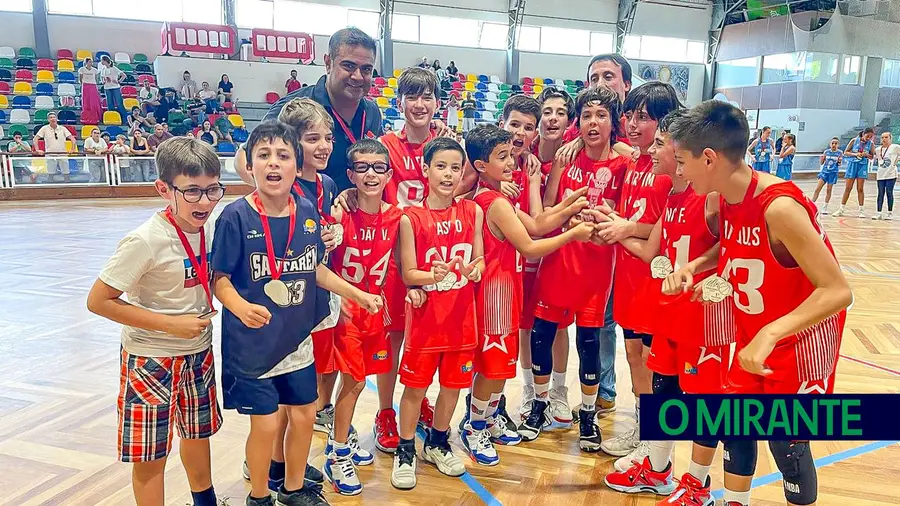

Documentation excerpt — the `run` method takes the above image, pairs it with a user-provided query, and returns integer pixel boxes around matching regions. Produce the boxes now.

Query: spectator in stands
[285,69,301,94]
[78,57,102,124]
[198,120,218,146]
[217,74,233,105]
[127,106,155,135]
[99,55,127,120]
[100,132,111,145]
[110,134,130,179]
[461,92,477,133]
[215,118,233,144]
[139,81,160,115]
[83,127,108,182]
[7,132,33,184]
[179,71,199,101]
[447,93,459,132]
[148,123,173,152]
[447,60,458,77]
[418,57,429,68]
[34,112,76,182]
[433,59,448,84]
[199,81,219,113]
[129,129,152,182]
[154,88,178,124]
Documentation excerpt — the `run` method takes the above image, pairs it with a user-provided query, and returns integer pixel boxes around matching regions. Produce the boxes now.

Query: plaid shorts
[117,347,223,462]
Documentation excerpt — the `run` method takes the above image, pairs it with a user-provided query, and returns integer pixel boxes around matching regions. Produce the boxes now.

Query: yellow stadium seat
[36,70,54,83]
[533,84,543,94]
[228,114,245,128]
[376,97,389,108]
[103,111,122,125]
[464,82,476,91]
[457,110,463,119]
[66,140,74,152]
[382,87,395,98]
[57,59,74,72]
[76,49,92,61]
[123,98,139,110]
[387,77,398,88]
[466,73,477,82]
[533,78,544,86]
[393,69,402,78]
[13,82,32,96]
[81,125,98,139]
[0,95,7,108]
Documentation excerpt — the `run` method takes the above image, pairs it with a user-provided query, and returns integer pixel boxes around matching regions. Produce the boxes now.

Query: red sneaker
[604,456,676,495]
[374,408,400,454]
[657,473,713,506]
[418,397,434,429]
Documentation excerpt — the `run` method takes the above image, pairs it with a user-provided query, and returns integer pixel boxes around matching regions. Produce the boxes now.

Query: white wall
[394,41,507,80]
[632,2,711,40]
[0,12,35,50]
[524,0,618,30]
[48,15,164,58]
[756,108,863,151]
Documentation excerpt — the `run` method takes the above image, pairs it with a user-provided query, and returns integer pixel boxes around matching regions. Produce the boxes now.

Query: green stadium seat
[17,47,36,59]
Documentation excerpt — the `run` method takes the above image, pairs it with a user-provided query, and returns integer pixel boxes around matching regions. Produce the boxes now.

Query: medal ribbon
[333,109,366,145]
[253,192,297,282]
[164,208,213,310]
[293,174,334,225]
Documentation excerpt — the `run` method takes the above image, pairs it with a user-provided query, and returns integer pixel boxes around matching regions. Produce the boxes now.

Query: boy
[461,124,595,465]
[86,137,225,506]
[668,101,852,506]
[524,86,630,449]
[212,121,381,506]
[811,137,843,215]
[392,137,485,489]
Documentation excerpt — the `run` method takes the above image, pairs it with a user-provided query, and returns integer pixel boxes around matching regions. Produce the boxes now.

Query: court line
[842,265,900,280]
[840,354,900,377]
[364,379,502,506]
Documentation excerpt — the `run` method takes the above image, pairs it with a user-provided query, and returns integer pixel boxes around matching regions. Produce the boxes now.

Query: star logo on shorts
[697,346,722,365]
[482,334,508,354]
[797,379,828,394]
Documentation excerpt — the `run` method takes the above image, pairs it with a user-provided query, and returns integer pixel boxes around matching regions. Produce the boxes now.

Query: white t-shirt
[84,137,108,154]
[100,65,124,89]
[873,143,900,180]
[199,89,217,100]
[99,213,214,357]
[139,86,159,102]
[79,67,99,85]
[36,124,70,153]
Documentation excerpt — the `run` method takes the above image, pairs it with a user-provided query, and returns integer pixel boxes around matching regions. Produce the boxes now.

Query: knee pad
[652,372,682,396]
[722,440,758,477]
[693,439,719,449]
[769,440,817,505]
[530,318,558,377]
[575,326,601,386]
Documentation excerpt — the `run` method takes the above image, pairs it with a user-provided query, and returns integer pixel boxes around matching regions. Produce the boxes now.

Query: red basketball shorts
[647,336,729,394]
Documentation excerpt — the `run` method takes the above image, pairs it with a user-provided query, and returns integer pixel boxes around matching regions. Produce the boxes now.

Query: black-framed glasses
[172,184,226,203]
[350,161,390,174]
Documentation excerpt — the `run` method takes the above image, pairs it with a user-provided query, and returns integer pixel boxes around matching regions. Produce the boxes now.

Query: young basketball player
[776,134,796,181]
[811,137,843,215]
[524,86,630,450]
[668,101,852,506]
[87,137,224,506]
[213,121,381,506]
[460,124,595,465]
[392,137,485,489]
[834,127,875,217]
[747,126,774,173]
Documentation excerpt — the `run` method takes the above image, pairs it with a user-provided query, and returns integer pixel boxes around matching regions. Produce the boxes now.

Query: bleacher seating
[35,83,53,96]
[10,109,29,124]
[0,47,14,59]
[57,49,73,61]
[58,110,77,125]
[36,71,54,84]
[11,96,28,108]
[58,71,76,83]
[16,58,33,70]
[266,92,279,104]
[114,52,131,64]
[103,111,122,126]
[13,82,31,96]
[34,96,54,110]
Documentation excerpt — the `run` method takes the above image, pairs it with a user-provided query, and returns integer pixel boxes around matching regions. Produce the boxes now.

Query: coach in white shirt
[34,112,75,182]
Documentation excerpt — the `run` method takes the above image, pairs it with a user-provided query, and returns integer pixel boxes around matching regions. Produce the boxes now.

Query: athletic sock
[534,381,550,402]
[581,392,597,412]
[487,393,502,418]
[635,397,641,423]
[332,440,349,450]
[648,441,676,472]
[191,486,217,506]
[470,395,490,422]
[687,460,711,484]
[522,367,534,388]
[269,460,286,480]
[427,427,450,447]
[723,489,751,506]
[551,370,567,390]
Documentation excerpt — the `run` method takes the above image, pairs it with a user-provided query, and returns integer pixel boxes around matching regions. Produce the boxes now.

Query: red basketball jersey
[535,150,628,309]
[474,188,524,335]
[656,187,735,347]
[719,171,845,383]
[614,155,673,332]
[404,200,479,352]
[381,128,437,209]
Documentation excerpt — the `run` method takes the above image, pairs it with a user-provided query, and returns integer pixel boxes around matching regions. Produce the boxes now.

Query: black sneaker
[245,494,274,506]
[517,399,549,441]
[304,464,324,485]
[496,394,518,433]
[275,485,329,506]
[578,408,601,452]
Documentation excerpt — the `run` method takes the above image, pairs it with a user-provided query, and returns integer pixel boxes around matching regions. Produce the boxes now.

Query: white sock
[551,370,566,390]
[687,460,711,484]
[522,367,534,388]
[723,489,751,505]
[487,393,502,418]
[534,381,550,401]
[648,441,675,473]
[470,395,490,423]
[581,392,597,412]
[635,397,641,423]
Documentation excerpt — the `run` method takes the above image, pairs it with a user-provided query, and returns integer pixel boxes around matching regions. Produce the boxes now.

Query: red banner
[251,29,315,64]
[162,22,238,55]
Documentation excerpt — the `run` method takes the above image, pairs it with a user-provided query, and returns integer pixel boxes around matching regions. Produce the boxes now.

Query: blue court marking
[364,379,503,505]
[710,440,899,499]
[842,265,900,280]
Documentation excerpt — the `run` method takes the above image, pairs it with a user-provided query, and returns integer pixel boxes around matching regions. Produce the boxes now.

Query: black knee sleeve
[770,440,817,505]
[576,326,601,386]
[530,318,558,377]
[722,440,758,477]
[652,372,682,396]
[694,439,719,449]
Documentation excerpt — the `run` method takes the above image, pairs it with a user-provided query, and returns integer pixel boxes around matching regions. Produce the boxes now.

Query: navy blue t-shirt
[293,174,337,219]
[211,195,328,378]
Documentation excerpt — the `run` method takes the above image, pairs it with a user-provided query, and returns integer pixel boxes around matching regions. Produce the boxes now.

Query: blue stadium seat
[58,71,76,83]
[478,74,489,83]
[0,110,6,123]
[95,50,111,62]
[15,58,33,70]
[11,95,30,109]
[58,110,77,124]
[474,111,482,120]
[217,142,236,154]
[135,63,153,74]
[35,82,53,96]
[474,91,485,100]
[232,127,249,143]
[476,82,488,91]
[575,79,585,88]
[544,78,554,85]
[0,69,11,82]
[105,125,124,138]
[384,107,399,119]
[476,101,485,110]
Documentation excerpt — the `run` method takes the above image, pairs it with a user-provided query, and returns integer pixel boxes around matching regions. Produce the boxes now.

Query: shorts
[647,336,728,394]
[474,332,519,380]
[845,161,868,179]
[725,363,834,394]
[117,347,222,463]
[334,310,392,382]
[312,328,336,374]
[534,287,608,328]
[383,269,406,334]
[622,327,653,347]
[222,363,318,415]
[817,171,838,185]
[520,268,538,330]
[752,160,771,173]
[399,349,475,389]
[462,117,477,132]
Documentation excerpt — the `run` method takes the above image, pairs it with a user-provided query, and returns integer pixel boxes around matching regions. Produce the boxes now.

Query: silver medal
[435,271,458,292]
[264,279,291,306]
[650,256,674,279]
[701,276,733,304]
[328,223,344,247]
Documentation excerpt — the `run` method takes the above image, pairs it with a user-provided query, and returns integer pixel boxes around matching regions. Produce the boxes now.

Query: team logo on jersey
[684,362,698,375]
[250,244,317,281]
[303,218,317,234]
[246,229,265,240]
[697,346,722,366]
[461,361,473,373]
[373,349,389,361]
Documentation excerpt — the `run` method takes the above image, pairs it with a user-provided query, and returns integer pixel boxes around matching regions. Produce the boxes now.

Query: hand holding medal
[432,259,457,292]
[650,256,674,279]
[700,275,734,304]
[254,192,296,308]
[163,208,217,338]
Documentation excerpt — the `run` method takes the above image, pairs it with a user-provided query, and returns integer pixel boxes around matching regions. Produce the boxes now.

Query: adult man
[148,123,174,152]
[34,112,76,182]
[139,81,160,115]
[461,93,477,134]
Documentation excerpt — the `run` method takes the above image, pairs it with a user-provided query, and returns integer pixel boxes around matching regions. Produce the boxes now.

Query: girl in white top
[873,131,900,220]
[446,94,459,131]
[78,57,103,121]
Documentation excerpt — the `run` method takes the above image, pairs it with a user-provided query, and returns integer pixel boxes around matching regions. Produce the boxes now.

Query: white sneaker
[461,420,500,466]
[614,440,652,472]
[887,212,894,220]
[323,445,362,496]
[858,209,867,218]
[422,443,466,476]
[873,212,882,220]
[600,427,641,457]
[822,203,830,215]
[487,414,522,446]
[832,206,845,217]
[391,446,417,490]
[548,386,573,425]
[517,384,535,421]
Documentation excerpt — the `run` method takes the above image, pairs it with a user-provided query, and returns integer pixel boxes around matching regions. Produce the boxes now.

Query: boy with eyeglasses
[86,137,226,506]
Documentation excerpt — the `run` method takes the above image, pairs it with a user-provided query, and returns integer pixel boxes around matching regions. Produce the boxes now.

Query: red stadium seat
[37,59,54,71]
[137,74,155,86]
[0,82,9,95]
[121,85,138,98]
[57,49,74,60]
[522,77,534,86]
[266,92,279,104]
[451,81,463,90]
[374,77,387,87]
[15,69,32,82]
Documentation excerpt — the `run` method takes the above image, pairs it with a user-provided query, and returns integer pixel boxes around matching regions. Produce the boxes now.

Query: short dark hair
[622,82,683,121]
[244,120,302,168]
[502,94,541,125]
[537,87,575,122]
[328,27,377,59]
[574,86,622,140]
[658,109,687,134]
[587,53,632,85]
[423,136,466,166]
[156,136,221,186]
[668,100,749,164]
[465,124,513,166]
[398,67,439,99]
[346,138,390,165]
[761,126,771,133]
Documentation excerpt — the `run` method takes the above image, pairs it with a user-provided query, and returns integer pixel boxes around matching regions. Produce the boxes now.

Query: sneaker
[391,443,418,490]
[614,440,651,472]
[604,456,676,496]
[314,405,334,434]
[487,413,522,445]
[887,211,894,220]
[418,397,435,430]
[657,473,714,506]
[461,419,500,466]
[517,399,550,441]
[323,446,361,496]
[275,485,329,506]
[832,207,845,217]
[600,427,640,457]
[548,386,573,425]
[374,408,400,454]
[246,495,275,506]
[347,426,374,466]
[242,462,322,492]
[422,441,467,476]
[597,398,616,416]
[517,384,535,421]
[578,408,602,452]
[822,203,829,215]
[858,209,867,218]
[495,394,519,434]
[873,212,883,220]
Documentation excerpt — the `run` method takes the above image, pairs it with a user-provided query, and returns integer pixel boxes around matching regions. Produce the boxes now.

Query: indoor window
[391,13,419,42]
[275,2,348,35]
[762,53,804,83]
[590,32,614,55]
[236,0,273,29]
[715,57,760,88]
[515,25,540,52]
[420,15,479,48]
[804,52,838,83]
[348,10,379,39]
[0,0,32,13]
[479,22,508,50]
[540,26,590,56]
[840,55,862,85]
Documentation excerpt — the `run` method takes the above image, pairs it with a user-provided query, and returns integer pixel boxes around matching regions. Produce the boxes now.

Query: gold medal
[264,279,291,306]
[435,271,458,292]
[650,256,674,279]
[701,276,733,303]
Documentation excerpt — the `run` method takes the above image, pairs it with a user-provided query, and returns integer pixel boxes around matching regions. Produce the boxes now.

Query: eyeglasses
[350,161,390,174]
[172,184,226,203]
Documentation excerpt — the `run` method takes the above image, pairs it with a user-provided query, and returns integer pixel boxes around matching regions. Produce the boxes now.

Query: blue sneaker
[326,426,373,467]
[461,420,499,466]
[487,414,522,446]
[323,445,362,496]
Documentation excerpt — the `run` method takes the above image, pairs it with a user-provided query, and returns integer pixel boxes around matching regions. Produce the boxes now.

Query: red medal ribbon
[253,192,297,282]
[333,109,366,145]
[163,208,213,310]
[293,175,334,225]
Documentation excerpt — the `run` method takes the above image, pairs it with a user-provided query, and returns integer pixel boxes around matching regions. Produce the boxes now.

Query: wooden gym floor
[1,179,899,506]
